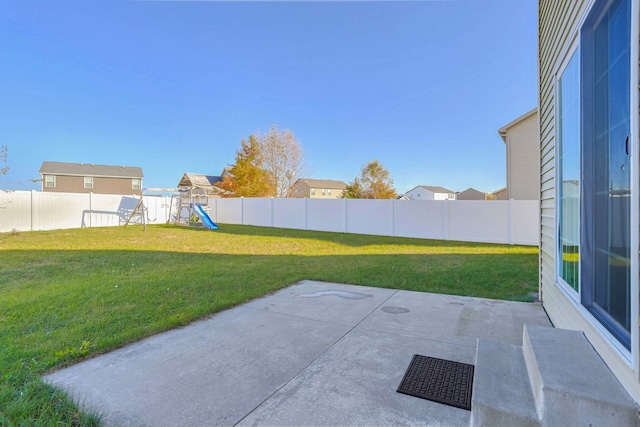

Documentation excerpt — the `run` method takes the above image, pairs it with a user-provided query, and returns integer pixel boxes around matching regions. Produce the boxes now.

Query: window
[45,175,56,187]
[580,0,631,349]
[322,189,326,196]
[132,179,141,190]
[328,189,332,196]
[311,188,315,196]
[84,177,93,189]
[557,48,580,292]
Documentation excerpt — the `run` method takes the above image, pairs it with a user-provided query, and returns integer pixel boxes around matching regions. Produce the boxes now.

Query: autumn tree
[342,177,365,199]
[258,125,308,198]
[216,136,274,197]
[344,160,397,199]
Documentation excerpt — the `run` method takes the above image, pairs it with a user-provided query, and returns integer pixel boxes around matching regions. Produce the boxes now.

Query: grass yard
[0,224,538,425]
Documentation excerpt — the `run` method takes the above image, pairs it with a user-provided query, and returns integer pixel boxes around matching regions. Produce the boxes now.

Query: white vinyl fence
[208,197,539,245]
[0,191,539,245]
[0,190,174,232]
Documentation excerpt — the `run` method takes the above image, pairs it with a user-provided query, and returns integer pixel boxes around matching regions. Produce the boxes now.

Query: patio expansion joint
[233,289,401,426]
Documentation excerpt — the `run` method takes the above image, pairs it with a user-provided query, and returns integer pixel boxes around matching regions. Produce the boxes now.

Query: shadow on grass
[179,223,533,250]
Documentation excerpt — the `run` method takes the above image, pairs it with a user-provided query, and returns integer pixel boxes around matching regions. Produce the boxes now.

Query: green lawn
[0,224,538,425]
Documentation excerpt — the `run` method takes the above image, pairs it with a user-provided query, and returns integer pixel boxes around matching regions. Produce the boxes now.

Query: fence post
[343,198,348,233]
[508,199,514,245]
[89,192,94,228]
[389,198,395,237]
[443,200,450,240]
[304,197,308,230]
[30,190,35,231]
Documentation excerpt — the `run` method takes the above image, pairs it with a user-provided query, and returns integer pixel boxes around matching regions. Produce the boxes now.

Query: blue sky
[1,0,537,194]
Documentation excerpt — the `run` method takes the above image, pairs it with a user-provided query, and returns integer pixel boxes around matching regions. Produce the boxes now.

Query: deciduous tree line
[216,125,396,199]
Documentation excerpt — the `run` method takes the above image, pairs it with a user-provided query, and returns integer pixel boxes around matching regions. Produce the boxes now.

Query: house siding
[506,113,540,200]
[43,175,141,195]
[289,180,345,198]
[539,0,640,404]
[456,188,486,200]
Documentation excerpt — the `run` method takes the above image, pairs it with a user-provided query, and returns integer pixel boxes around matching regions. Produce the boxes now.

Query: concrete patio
[45,280,552,426]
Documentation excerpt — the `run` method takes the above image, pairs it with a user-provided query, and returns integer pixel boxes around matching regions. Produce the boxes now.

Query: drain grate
[397,354,474,411]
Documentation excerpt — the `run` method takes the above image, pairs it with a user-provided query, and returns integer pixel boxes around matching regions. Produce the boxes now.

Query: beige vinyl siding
[506,113,540,200]
[539,0,640,404]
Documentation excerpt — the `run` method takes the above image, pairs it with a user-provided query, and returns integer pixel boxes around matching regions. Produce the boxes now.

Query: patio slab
[44,280,551,426]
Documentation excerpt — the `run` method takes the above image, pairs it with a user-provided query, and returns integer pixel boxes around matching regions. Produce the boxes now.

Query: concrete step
[523,324,639,427]
[471,339,540,427]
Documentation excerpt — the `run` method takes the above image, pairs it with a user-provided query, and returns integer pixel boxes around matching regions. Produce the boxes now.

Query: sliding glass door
[580,0,631,350]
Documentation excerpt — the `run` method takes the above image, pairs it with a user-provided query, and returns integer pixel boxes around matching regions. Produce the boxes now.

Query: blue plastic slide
[193,204,219,230]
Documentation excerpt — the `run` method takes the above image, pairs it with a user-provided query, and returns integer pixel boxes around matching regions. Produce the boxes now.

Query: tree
[342,177,365,199]
[344,160,397,199]
[0,146,8,177]
[216,136,274,197]
[258,125,308,198]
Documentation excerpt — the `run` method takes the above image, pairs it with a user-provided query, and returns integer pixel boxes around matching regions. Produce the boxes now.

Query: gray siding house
[539,0,640,404]
[39,161,143,195]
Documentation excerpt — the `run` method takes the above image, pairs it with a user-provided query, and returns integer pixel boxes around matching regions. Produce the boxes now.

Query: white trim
[554,37,580,303]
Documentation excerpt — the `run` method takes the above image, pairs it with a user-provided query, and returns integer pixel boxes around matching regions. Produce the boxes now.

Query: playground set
[175,187,219,230]
[125,187,219,230]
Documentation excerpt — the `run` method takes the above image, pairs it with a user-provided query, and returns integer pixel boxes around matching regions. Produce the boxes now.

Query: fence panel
[1,191,32,232]
[85,194,128,228]
[32,192,91,231]
[448,200,509,244]
[511,200,540,246]
[216,198,243,225]
[242,198,272,227]
[346,199,391,236]
[272,198,306,229]
[143,196,172,225]
[394,200,448,240]
[307,199,345,232]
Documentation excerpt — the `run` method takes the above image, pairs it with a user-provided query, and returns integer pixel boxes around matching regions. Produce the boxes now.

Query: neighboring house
[39,161,143,195]
[405,185,456,201]
[177,172,225,196]
[456,187,487,201]
[539,0,640,405]
[498,108,540,200]
[492,187,508,200]
[289,179,347,198]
